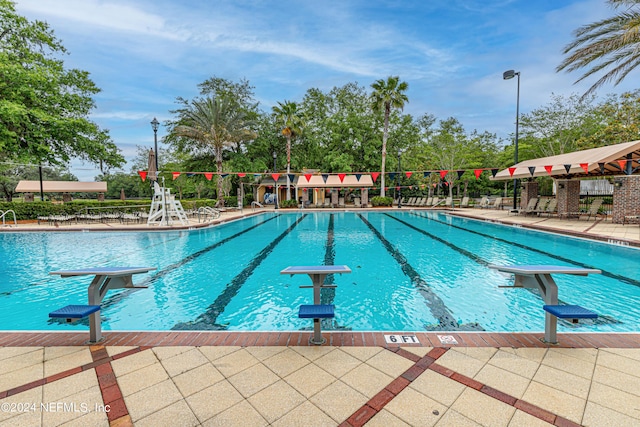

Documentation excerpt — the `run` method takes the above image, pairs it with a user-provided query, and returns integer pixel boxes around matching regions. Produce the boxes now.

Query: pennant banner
[563,164,572,174]
[580,163,589,173]
[172,172,180,180]
[528,166,536,177]
[288,174,296,183]
[220,173,229,178]
[423,171,431,178]
[439,170,448,179]
[321,174,329,183]
[544,165,553,175]
[405,171,413,179]
[237,173,246,178]
[388,172,396,181]
[371,172,380,182]
[138,171,147,182]
[186,173,196,178]
[271,173,280,182]
[304,173,312,182]
[508,167,516,177]
[490,168,499,178]
[204,173,213,181]
[598,163,606,174]
[355,173,362,181]
[456,170,465,179]
[617,159,628,173]
[338,173,346,182]
[474,169,483,180]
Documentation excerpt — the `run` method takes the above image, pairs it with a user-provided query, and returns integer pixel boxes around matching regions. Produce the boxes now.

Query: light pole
[397,148,404,208]
[150,117,159,171]
[503,70,520,211]
[272,151,278,210]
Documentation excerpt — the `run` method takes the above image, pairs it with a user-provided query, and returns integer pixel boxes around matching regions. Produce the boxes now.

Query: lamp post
[503,70,520,211]
[150,117,159,171]
[397,148,404,208]
[272,151,278,210]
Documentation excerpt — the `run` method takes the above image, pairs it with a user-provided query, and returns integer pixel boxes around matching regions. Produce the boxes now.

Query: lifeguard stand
[147,180,189,226]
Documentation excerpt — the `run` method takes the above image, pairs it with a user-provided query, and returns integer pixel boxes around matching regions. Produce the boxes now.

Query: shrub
[280,199,299,208]
[371,196,393,207]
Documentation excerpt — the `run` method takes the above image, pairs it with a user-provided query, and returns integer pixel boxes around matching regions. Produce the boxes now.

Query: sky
[13,0,640,181]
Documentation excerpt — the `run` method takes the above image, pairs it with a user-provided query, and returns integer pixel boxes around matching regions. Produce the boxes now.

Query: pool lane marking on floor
[412,211,640,288]
[357,213,482,331]
[321,213,336,303]
[52,214,282,323]
[171,214,308,330]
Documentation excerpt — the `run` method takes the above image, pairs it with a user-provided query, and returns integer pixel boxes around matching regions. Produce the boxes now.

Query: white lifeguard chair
[147,180,189,226]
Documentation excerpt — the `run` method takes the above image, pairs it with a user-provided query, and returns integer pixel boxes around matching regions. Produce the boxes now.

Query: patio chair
[491,197,503,210]
[581,198,604,221]
[532,198,550,215]
[354,197,361,208]
[445,197,454,208]
[543,198,557,217]
[338,197,345,208]
[422,197,431,206]
[459,196,470,208]
[514,197,538,216]
[431,197,440,207]
[478,196,490,209]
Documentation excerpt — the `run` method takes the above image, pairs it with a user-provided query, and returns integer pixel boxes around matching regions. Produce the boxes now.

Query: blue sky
[14,0,640,181]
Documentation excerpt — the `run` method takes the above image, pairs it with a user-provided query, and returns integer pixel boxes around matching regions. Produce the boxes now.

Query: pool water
[1,211,639,333]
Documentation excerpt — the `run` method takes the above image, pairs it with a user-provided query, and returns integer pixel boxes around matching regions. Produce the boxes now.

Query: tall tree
[557,0,640,97]
[0,0,123,175]
[371,76,409,197]
[167,96,254,202]
[272,101,304,200]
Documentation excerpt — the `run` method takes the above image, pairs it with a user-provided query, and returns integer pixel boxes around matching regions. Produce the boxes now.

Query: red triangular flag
[474,169,483,180]
[371,172,380,182]
[204,173,213,181]
[405,171,413,179]
[138,171,147,181]
[544,165,553,175]
[508,167,516,177]
[271,173,280,182]
[580,163,589,173]
[237,173,246,178]
[617,159,628,171]
[439,170,448,179]
[338,173,346,182]
[304,174,312,182]
[172,172,180,180]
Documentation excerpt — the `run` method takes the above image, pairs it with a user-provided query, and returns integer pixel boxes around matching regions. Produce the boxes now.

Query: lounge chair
[407,197,416,206]
[431,197,440,207]
[478,196,490,209]
[491,197,503,210]
[459,196,470,208]
[423,197,432,206]
[445,197,454,208]
[543,198,557,217]
[581,198,604,221]
[338,197,345,208]
[354,197,361,208]
[323,198,331,208]
[518,198,539,216]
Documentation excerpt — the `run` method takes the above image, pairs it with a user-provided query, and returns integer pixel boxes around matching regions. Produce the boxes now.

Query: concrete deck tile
[44,348,93,377]
[227,363,280,398]
[435,348,487,378]
[365,408,412,427]
[124,378,183,422]
[57,409,110,427]
[0,364,43,392]
[116,362,169,396]
[541,351,595,380]
[532,364,591,399]
[43,368,98,401]
[110,349,158,377]
[599,348,640,362]
[384,387,445,427]
[152,346,194,361]
[270,400,335,427]
[451,387,516,427]
[582,401,640,427]
[247,380,306,424]
[0,386,42,424]
[0,347,42,362]
[435,409,482,427]
[592,364,640,396]
[43,346,87,361]
[185,380,244,423]
[505,347,548,363]
[340,363,394,399]
[488,350,542,379]
[41,385,103,427]
[313,349,363,378]
[261,348,310,378]
[365,349,415,378]
[210,348,259,378]
[134,399,199,427]
[522,381,586,424]
[198,345,242,362]
[245,346,288,361]
[596,350,640,378]
[0,349,43,375]
[587,381,640,419]
[474,363,531,399]
[410,369,465,406]
[283,362,336,398]
[454,347,498,362]
[548,347,598,363]
[339,346,383,362]
[400,346,432,358]
[309,380,368,423]
[172,362,224,398]
[507,409,554,427]
[159,348,209,377]
[290,345,335,362]
[202,400,268,427]
[105,346,137,358]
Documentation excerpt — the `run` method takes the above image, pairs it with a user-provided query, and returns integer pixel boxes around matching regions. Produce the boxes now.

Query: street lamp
[150,117,159,171]
[272,151,278,210]
[397,148,404,208]
[503,69,520,210]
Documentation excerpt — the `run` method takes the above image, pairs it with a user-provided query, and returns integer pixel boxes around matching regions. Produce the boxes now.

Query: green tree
[0,0,123,174]
[557,0,640,97]
[371,76,409,197]
[272,101,304,200]
[166,96,254,202]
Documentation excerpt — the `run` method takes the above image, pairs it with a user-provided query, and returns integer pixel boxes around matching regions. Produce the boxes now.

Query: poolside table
[281,265,351,344]
[49,267,156,343]
[489,264,601,344]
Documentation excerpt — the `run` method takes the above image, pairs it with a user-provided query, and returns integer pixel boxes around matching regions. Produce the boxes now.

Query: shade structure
[294,174,374,188]
[147,149,158,182]
[492,140,640,180]
[15,181,107,193]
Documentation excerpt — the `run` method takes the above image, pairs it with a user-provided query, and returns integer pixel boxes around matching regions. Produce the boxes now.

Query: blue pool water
[1,211,639,333]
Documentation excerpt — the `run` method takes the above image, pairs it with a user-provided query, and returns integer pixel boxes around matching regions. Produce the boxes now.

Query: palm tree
[371,76,409,197]
[170,96,253,202]
[557,0,640,97]
[272,101,304,200]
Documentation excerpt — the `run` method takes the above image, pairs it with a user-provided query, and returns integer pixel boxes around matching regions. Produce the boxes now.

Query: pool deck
[1,206,639,426]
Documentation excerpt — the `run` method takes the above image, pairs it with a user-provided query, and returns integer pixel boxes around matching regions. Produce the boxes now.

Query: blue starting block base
[49,305,100,323]
[299,304,335,319]
[543,305,597,323]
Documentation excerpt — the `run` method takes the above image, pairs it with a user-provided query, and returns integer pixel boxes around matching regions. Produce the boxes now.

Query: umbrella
[147,149,158,182]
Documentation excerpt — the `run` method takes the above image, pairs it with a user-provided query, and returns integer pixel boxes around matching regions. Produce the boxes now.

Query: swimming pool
[2,211,639,333]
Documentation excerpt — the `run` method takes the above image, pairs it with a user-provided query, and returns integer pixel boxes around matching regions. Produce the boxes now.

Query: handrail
[197,206,220,222]
[251,201,264,211]
[0,209,17,227]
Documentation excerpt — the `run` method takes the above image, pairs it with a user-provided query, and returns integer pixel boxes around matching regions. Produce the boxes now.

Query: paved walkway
[1,206,639,426]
